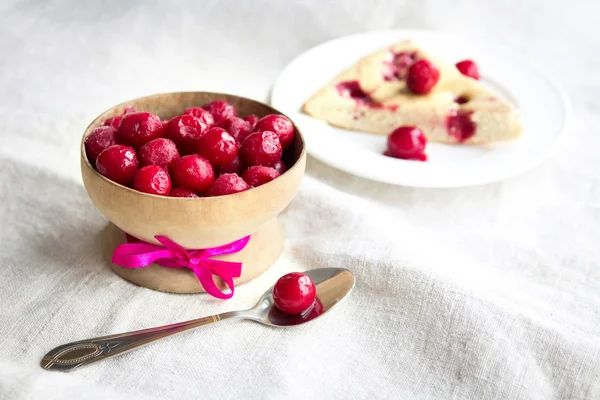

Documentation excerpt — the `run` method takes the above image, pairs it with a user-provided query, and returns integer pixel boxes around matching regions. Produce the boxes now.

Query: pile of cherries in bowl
[85,100,295,197]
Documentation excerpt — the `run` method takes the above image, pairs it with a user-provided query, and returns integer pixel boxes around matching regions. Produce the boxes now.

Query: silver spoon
[41,268,355,372]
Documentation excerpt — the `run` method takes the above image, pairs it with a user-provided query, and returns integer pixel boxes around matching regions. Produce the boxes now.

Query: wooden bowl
[80,92,306,293]
[81,92,306,249]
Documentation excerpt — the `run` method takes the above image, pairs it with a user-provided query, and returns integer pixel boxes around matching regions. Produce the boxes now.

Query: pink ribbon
[112,234,250,299]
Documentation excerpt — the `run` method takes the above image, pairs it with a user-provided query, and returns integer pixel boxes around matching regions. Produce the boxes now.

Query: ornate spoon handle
[41,311,241,371]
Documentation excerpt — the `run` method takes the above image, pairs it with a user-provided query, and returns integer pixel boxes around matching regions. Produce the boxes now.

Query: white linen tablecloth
[1,1,599,399]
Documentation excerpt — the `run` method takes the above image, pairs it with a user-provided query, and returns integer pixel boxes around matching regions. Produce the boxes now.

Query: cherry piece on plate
[169,187,200,198]
[102,105,137,129]
[382,51,418,81]
[254,114,295,150]
[184,107,215,126]
[217,116,252,143]
[96,144,139,186]
[138,138,180,170]
[335,80,378,106]
[217,154,243,175]
[384,126,427,161]
[406,59,440,94]
[204,173,250,197]
[244,115,259,131]
[117,112,164,150]
[203,100,237,123]
[85,126,118,164]
[133,165,172,196]
[455,59,480,80]
[170,155,215,193]
[242,166,280,187]
[446,110,477,142]
[165,114,207,156]
[273,272,316,315]
[197,127,238,168]
[273,160,288,174]
[240,131,282,167]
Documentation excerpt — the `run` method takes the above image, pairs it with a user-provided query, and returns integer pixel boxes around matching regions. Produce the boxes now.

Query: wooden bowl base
[101,218,284,294]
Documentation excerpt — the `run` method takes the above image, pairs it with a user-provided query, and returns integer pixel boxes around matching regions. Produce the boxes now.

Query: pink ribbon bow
[112,234,250,299]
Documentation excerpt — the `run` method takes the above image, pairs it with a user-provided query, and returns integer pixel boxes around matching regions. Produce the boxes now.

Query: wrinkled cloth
[1,1,599,399]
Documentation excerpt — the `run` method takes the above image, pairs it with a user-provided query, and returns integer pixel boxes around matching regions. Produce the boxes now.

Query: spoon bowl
[41,268,355,371]
[242,268,355,326]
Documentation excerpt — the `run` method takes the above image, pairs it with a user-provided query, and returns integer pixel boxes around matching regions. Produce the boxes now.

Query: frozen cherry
[385,126,427,161]
[217,116,252,143]
[240,131,282,167]
[102,105,136,129]
[96,145,139,186]
[455,59,480,80]
[170,155,215,193]
[204,173,250,197]
[165,115,207,155]
[103,115,122,130]
[407,59,440,94]
[273,272,316,315]
[273,160,288,174]
[203,100,237,123]
[117,112,164,150]
[254,114,295,150]
[169,187,200,198]
[162,120,170,130]
[242,166,280,187]
[197,127,238,168]
[85,126,118,164]
[217,154,243,175]
[133,165,172,196]
[185,107,215,126]
[244,115,259,131]
[138,138,180,170]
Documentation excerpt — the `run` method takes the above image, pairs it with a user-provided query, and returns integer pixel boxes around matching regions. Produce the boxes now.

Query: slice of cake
[302,40,521,144]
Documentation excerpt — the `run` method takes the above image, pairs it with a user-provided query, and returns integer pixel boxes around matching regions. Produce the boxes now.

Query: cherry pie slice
[302,40,522,144]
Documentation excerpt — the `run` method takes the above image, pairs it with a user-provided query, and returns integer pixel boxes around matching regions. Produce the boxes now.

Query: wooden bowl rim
[81,91,306,201]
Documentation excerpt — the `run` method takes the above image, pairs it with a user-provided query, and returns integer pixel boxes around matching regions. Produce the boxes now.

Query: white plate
[271,30,570,188]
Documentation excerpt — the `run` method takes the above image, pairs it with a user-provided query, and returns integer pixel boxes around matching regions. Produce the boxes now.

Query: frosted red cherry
[218,116,252,143]
[242,166,280,187]
[241,131,282,167]
[243,115,259,131]
[170,155,215,193]
[203,100,236,123]
[273,272,317,315]
[217,154,243,176]
[133,165,172,196]
[165,115,207,156]
[273,160,287,174]
[204,173,250,197]
[255,114,295,150]
[197,127,238,167]
[169,188,200,198]
[85,126,118,164]
[117,112,164,150]
[96,145,139,186]
[138,138,180,170]
[184,107,215,126]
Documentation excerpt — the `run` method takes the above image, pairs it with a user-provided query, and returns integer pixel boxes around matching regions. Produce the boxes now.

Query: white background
[0,1,599,399]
